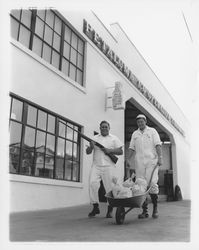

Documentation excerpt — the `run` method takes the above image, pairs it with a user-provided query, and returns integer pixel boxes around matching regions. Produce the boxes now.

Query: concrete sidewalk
[10,200,190,242]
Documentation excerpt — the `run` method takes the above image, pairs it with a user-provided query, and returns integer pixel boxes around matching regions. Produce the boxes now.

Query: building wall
[9,10,190,212]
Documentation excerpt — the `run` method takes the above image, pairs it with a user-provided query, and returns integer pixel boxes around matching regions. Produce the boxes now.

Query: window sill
[10,39,87,95]
[10,174,84,188]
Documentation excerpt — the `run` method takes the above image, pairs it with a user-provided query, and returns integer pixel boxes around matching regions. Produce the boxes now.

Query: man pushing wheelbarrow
[126,114,163,219]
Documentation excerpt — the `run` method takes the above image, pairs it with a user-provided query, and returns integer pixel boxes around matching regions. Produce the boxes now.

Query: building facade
[9,9,190,212]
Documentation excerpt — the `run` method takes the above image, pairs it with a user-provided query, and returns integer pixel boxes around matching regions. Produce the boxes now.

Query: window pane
[32,36,42,57]
[63,41,70,59]
[73,143,78,160]
[21,149,34,176]
[47,114,55,133]
[77,53,83,69]
[71,32,78,49]
[11,18,19,40]
[42,43,51,63]
[27,105,37,127]
[58,120,66,138]
[45,154,54,178]
[36,131,46,152]
[46,134,55,153]
[11,98,23,122]
[78,39,84,54]
[54,16,62,34]
[65,141,73,180]
[35,17,44,38]
[55,138,65,179]
[24,126,36,148]
[76,69,83,85]
[73,126,79,141]
[35,153,44,176]
[37,10,45,20]
[64,25,71,43]
[19,25,30,48]
[53,32,60,51]
[57,137,65,156]
[46,10,54,28]
[66,124,73,140]
[52,50,60,69]
[11,9,21,20]
[44,25,53,45]
[61,58,69,76]
[10,121,22,145]
[70,48,77,65]
[69,64,76,81]
[72,161,79,181]
[37,110,47,130]
[21,10,32,28]
[9,145,20,174]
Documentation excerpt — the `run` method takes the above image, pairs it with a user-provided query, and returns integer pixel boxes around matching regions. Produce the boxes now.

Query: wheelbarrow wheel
[116,207,125,225]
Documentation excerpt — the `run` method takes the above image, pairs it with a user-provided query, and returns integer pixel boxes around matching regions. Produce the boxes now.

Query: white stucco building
[9,9,190,212]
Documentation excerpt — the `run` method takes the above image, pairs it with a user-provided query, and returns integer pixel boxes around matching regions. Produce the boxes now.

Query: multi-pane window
[9,94,81,182]
[10,9,85,86]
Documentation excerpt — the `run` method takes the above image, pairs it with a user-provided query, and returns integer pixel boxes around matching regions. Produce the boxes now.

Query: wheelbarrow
[105,165,158,224]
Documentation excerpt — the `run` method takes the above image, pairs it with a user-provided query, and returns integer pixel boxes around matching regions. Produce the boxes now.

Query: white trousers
[136,159,159,194]
[89,164,114,204]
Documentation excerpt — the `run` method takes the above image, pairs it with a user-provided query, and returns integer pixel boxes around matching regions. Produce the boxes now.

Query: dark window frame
[10,8,85,86]
[9,93,82,182]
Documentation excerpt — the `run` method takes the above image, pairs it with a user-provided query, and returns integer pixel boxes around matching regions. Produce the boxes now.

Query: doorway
[125,99,173,197]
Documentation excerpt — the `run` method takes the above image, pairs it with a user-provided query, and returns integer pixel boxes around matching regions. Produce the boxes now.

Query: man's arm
[156,144,163,166]
[126,148,135,166]
[86,141,95,154]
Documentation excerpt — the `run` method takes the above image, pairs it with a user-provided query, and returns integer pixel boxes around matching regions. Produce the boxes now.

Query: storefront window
[9,94,81,182]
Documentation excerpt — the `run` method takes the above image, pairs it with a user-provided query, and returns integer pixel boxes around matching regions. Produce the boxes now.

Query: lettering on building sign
[83,19,185,136]
[112,82,125,110]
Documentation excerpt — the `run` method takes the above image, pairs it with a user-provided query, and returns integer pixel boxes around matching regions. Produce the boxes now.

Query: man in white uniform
[127,114,163,219]
[86,121,123,218]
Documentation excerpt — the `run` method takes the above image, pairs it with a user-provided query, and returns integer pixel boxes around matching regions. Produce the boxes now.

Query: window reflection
[9,96,81,181]
[24,126,35,147]
[10,121,22,144]
[67,124,74,140]
[56,138,65,179]
[46,134,55,152]
[47,114,55,133]
[36,131,46,151]
[37,110,47,130]
[11,98,23,121]
[27,105,37,127]
[59,120,66,138]
[9,145,20,174]
[21,149,34,175]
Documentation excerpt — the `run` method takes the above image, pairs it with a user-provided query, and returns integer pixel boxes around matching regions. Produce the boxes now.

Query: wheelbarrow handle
[147,164,159,190]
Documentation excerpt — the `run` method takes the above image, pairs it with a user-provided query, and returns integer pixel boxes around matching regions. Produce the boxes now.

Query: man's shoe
[152,206,158,219]
[138,198,149,219]
[138,212,149,219]
[106,205,113,218]
[88,203,100,217]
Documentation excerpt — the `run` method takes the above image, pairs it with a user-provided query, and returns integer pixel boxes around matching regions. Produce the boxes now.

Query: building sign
[112,82,125,110]
[83,20,185,136]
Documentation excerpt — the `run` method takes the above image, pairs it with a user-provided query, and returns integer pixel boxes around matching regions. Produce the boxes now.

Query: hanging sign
[112,82,125,110]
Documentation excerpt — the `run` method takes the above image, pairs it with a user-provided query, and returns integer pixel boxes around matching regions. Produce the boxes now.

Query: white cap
[136,114,147,121]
